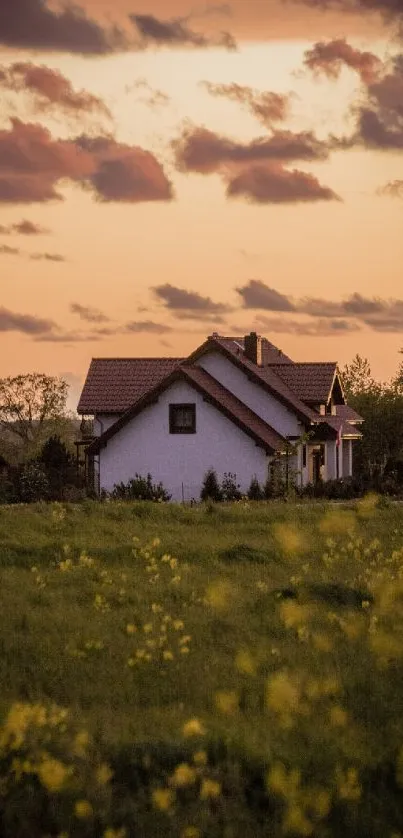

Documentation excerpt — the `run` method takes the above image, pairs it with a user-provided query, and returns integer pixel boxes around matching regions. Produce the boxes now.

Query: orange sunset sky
[0,0,402,410]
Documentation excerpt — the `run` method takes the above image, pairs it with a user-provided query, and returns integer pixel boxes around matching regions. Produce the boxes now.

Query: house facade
[77,332,363,500]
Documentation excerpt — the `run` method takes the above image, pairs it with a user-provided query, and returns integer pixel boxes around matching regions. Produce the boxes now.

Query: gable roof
[335,404,364,424]
[270,362,338,405]
[77,357,183,414]
[189,336,315,425]
[88,364,287,456]
[215,336,294,365]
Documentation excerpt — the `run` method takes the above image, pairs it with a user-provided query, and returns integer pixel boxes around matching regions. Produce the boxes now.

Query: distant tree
[247,476,264,500]
[38,435,76,500]
[0,373,69,461]
[341,355,403,481]
[200,469,222,502]
[221,472,242,501]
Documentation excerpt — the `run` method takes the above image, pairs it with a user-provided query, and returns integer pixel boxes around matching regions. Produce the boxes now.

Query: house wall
[93,414,120,436]
[99,380,269,501]
[197,352,303,438]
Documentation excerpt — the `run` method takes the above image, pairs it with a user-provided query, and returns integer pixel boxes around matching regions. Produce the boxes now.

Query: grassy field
[1,498,403,837]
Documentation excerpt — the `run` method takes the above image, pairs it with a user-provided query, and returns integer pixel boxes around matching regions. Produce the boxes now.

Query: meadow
[1,498,403,837]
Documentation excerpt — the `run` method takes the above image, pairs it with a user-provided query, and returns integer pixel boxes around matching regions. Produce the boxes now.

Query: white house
[77,332,363,500]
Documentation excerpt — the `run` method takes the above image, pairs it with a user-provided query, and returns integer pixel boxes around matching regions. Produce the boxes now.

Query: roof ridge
[89,356,183,361]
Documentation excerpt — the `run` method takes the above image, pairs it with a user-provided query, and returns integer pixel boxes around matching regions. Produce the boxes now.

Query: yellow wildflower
[283,804,313,836]
[266,672,300,715]
[103,829,127,838]
[273,523,304,554]
[37,758,70,792]
[215,690,239,715]
[163,650,174,661]
[336,767,361,801]
[170,763,197,788]
[180,646,190,654]
[75,800,94,819]
[235,649,256,675]
[173,620,184,630]
[96,763,113,785]
[329,706,348,727]
[143,623,153,634]
[181,828,201,838]
[193,750,208,766]
[72,730,90,757]
[126,624,136,635]
[200,778,221,799]
[152,788,175,811]
[182,718,206,737]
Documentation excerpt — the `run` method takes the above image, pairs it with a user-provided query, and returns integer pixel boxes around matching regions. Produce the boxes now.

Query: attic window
[169,403,196,434]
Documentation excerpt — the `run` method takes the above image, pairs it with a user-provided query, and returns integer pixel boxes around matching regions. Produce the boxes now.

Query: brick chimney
[244,331,262,366]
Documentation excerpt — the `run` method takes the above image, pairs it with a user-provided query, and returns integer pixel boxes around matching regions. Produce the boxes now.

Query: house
[77,332,363,500]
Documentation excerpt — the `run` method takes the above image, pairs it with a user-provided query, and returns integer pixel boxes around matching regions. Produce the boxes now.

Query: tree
[341,354,380,398]
[0,373,68,460]
[341,355,403,481]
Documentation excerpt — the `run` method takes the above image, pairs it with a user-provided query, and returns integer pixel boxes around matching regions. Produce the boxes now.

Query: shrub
[111,473,171,502]
[221,472,242,501]
[200,469,222,502]
[19,462,50,503]
[247,476,264,501]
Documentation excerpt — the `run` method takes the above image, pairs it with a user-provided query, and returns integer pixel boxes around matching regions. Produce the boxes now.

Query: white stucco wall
[99,380,269,501]
[197,352,302,438]
[94,414,121,437]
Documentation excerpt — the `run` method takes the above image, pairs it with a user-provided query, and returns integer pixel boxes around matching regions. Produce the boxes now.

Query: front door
[312,448,324,484]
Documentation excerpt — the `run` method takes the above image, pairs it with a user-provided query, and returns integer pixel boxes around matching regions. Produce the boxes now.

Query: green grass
[1,498,403,837]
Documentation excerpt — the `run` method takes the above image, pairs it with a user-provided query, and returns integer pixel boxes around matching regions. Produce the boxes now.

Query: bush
[111,473,171,502]
[221,472,242,501]
[247,476,264,501]
[200,469,222,502]
[19,462,50,503]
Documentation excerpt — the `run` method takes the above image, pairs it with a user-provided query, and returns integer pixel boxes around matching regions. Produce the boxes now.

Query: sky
[0,0,402,410]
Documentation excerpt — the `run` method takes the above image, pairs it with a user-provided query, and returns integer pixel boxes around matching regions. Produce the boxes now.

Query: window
[169,403,196,434]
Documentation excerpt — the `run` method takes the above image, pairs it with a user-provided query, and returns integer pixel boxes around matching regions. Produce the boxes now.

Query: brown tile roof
[216,336,294,365]
[88,364,287,456]
[198,336,315,424]
[335,404,364,423]
[270,362,337,404]
[315,415,362,439]
[77,357,183,414]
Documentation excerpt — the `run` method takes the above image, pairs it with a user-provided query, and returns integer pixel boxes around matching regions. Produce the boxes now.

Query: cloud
[0,306,57,335]
[127,77,170,107]
[152,282,231,313]
[288,0,403,36]
[236,280,295,310]
[226,164,340,203]
[29,252,66,262]
[235,280,403,331]
[12,219,49,235]
[74,134,174,202]
[125,320,173,333]
[252,315,360,335]
[377,179,403,198]
[303,38,382,83]
[0,119,173,204]
[0,62,112,120]
[173,125,332,173]
[0,244,20,256]
[70,302,111,323]
[201,81,292,126]
[130,12,236,49]
[0,0,128,54]
[354,53,403,149]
